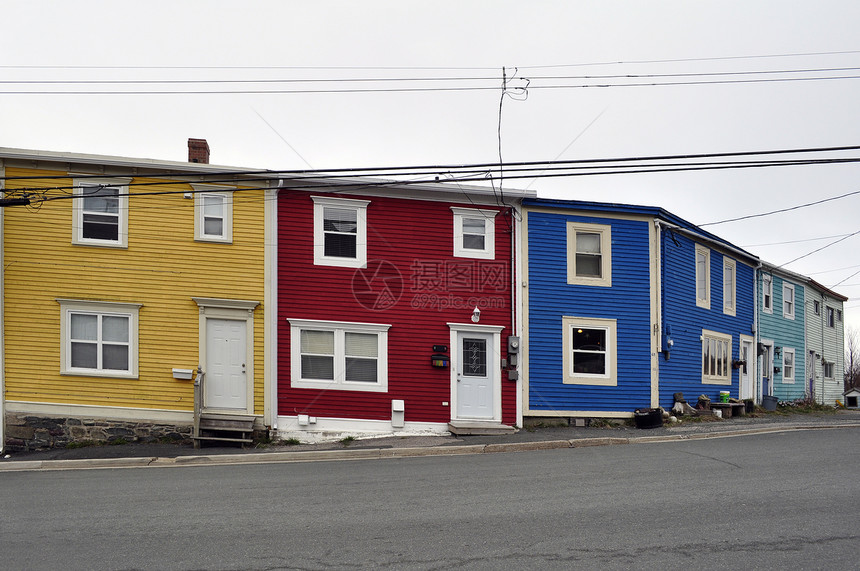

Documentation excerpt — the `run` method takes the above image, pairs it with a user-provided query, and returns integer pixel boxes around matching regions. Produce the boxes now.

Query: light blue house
[520,198,758,421]
[756,264,806,403]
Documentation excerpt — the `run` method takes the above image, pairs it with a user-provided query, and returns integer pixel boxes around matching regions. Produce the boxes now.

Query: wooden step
[194,413,256,446]
[193,435,253,444]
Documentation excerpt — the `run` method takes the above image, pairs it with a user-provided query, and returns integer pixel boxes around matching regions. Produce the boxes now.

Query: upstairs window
[813,300,821,315]
[824,361,834,378]
[566,221,612,287]
[827,306,835,327]
[193,185,234,243]
[312,196,369,268]
[73,177,131,248]
[723,258,736,316]
[695,245,710,309]
[762,274,773,314]
[452,207,497,259]
[783,283,795,320]
[837,309,843,322]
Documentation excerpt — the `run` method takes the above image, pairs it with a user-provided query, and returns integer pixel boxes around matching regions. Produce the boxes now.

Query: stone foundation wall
[4,413,193,452]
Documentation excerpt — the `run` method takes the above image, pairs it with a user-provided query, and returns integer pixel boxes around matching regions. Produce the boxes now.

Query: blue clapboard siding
[659,229,756,408]
[758,271,806,401]
[526,209,653,412]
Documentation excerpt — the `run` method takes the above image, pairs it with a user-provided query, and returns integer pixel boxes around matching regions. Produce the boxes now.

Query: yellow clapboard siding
[3,168,267,415]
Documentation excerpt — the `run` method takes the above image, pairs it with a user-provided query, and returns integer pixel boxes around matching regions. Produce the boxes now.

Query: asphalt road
[3,428,859,570]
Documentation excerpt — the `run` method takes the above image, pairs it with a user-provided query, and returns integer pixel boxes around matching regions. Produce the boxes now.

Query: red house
[276,181,532,440]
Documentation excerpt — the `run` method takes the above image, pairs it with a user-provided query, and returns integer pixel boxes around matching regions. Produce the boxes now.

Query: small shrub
[340,436,356,446]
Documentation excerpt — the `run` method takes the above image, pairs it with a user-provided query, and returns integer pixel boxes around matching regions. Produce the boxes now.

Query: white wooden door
[456,332,494,419]
[205,318,248,410]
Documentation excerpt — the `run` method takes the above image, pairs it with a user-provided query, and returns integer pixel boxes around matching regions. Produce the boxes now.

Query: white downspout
[754,262,762,403]
[512,203,523,429]
[264,183,280,432]
[0,160,5,454]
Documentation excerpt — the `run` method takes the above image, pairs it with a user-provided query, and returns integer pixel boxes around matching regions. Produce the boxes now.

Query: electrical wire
[700,189,860,226]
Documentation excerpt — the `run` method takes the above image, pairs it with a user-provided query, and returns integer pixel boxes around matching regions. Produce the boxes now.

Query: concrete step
[448,421,517,436]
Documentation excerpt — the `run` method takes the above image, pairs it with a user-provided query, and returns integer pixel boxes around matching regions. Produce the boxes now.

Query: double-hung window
[312,196,369,268]
[702,329,731,385]
[566,221,612,287]
[824,361,834,379]
[73,177,131,248]
[783,283,795,320]
[193,185,234,243]
[561,316,617,386]
[58,299,140,378]
[782,348,795,383]
[762,274,773,314]
[695,245,710,309]
[723,258,736,316]
[813,300,821,315]
[451,207,498,259]
[827,306,835,328]
[289,319,390,392]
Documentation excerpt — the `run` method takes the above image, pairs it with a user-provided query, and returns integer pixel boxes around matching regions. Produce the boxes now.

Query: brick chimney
[188,138,210,164]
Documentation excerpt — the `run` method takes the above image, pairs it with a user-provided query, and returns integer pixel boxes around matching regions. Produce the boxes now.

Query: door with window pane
[456,332,494,419]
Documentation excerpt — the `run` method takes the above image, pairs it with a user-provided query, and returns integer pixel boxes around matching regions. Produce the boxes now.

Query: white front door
[740,337,755,400]
[205,318,248,410]
[456,332,494,419]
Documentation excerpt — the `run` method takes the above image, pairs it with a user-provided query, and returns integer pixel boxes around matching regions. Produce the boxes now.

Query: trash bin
[633,408,663,429]
[762,395,778,411]
[719,391,730,403]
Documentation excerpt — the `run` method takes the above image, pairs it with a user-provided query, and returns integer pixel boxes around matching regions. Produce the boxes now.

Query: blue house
[756,264,807,403]
[521,198,758,421]
[659,222,758,408]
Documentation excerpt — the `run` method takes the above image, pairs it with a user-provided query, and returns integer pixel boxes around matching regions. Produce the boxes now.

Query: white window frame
[783,283,795,320]
[312,196,369,268]
[288,318,390,393]
[72,177,131,248]
[701,329,732,385]
[837,309,843,322]
[561,316,617,386]
[782,347,795,384]
[826,306,835,328]
[695,245,710,309]
[813,300,821,315]
[762,274,773,314]
[451,207,498,260]
[57,298,141,378]
[723,258,736,316]
[824,361,835,379]
[566,221,612,287]
[193,184,234,243]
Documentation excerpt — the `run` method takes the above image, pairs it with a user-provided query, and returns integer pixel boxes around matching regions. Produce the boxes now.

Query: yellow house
[0,141,276,451]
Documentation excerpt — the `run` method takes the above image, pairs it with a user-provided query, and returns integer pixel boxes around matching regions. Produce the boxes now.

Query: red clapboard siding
[277,190,516,424]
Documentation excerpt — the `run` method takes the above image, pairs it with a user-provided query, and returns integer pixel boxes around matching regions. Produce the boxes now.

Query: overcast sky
[3,1,860,332]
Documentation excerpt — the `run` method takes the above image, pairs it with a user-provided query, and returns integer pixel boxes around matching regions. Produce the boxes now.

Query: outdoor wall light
[471,306,481,323]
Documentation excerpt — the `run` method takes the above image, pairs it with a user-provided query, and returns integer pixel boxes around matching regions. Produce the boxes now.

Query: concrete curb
[3,422,859,472]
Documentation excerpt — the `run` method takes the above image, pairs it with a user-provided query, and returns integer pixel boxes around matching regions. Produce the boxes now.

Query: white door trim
[759,338,774,398]
[739,334,755,401]
[193,298,259,414]
[448,323,504,422]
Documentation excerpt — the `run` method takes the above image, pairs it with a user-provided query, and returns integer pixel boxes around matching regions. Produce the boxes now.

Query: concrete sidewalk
[3,409,860,472]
